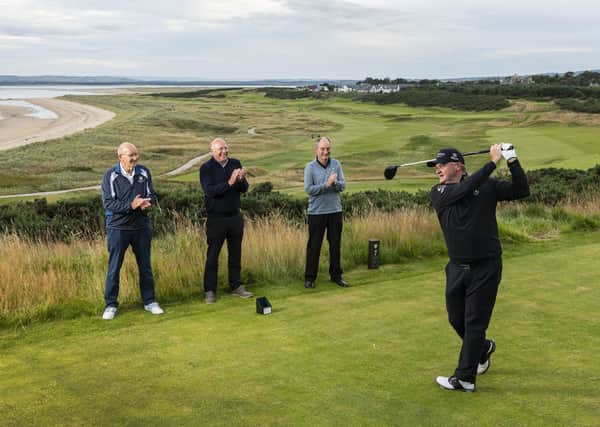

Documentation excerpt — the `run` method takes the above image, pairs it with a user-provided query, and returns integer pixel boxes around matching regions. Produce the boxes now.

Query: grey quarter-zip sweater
[304,158,346,215]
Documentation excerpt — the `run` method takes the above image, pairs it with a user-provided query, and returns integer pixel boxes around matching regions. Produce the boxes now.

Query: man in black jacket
[101,142,164,320]
[200,138,253,304]
[430,143,529,392]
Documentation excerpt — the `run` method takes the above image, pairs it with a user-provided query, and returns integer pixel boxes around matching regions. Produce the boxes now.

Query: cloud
[1,0,599,78]
[51,58,145,69]
[484,47,595,58]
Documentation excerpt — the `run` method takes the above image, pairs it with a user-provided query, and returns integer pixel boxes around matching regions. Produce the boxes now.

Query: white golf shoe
[436,376,475,392]
[102,306,117,320]
[478,340,496,375]
[144,302,164,315]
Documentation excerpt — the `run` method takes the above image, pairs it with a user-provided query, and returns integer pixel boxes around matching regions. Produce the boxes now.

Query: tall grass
[2,203,598,326]
[0,210,443,325]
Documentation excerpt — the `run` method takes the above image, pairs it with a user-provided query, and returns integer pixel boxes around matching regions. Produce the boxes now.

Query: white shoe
[436,375,475,392]
[144,302,164,315]
[477,340,496,375]
[102,306,117,320]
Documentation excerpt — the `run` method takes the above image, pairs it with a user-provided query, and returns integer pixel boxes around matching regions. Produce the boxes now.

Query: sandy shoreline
[0,98,115,150]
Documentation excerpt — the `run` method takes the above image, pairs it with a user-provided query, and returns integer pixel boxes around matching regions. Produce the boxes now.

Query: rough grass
[0,209,444,325]
[2,203,598,327]
[2,91,600,196]
[1,230,599,426]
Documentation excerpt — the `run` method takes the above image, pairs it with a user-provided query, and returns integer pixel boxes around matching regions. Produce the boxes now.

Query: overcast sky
[1,0,599,80]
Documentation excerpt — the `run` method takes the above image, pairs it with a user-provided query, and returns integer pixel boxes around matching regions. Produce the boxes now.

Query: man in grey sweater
[303,136,349,289]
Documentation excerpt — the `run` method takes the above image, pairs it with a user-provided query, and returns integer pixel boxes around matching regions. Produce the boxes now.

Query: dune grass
[2,202,598,326]
[1,229,599,426]
[0,209,445,326]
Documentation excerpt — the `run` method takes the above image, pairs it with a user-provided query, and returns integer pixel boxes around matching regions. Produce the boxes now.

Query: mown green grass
[2,91,600,197]
[1,231,599,426]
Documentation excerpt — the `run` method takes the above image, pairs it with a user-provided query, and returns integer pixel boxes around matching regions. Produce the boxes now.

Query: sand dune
[0,98,115,150]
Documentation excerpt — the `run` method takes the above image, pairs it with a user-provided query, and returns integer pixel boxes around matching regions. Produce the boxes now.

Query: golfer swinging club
[430,143,529,392]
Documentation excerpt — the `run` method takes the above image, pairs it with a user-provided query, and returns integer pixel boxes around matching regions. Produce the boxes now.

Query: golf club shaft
[396,149,489,168]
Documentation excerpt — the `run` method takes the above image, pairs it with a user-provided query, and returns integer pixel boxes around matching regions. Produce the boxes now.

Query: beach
[0,98,115,150]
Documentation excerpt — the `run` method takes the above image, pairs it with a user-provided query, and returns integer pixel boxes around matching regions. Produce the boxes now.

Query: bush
[2,165,600,241]
[355,89,509,111]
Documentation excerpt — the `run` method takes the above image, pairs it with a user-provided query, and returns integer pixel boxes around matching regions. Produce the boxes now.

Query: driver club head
[384,165,398,180]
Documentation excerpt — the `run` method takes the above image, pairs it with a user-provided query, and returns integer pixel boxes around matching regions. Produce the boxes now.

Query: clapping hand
[327,172,337,187]
[131,194,152,210]
[228,169,240,186]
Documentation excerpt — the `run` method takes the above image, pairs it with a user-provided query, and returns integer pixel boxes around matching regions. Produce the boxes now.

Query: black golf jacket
[200,157,249,217]
[430,160,529,263]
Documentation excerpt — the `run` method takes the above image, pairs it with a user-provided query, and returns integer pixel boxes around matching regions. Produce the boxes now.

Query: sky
[1,0,599,80]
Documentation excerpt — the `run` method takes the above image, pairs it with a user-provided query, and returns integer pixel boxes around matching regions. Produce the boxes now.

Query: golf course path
[165,152,210,176]
[0,152,211,199]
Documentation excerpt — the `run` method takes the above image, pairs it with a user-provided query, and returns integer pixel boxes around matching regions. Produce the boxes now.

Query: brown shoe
[231,285,253,298]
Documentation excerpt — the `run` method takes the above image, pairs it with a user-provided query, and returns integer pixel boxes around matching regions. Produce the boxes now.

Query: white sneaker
[144,302,164,315]
[477,339,496,375]
[436,375,475,392]
[102,306,117,320]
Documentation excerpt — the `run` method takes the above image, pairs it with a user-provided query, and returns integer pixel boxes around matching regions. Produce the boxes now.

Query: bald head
[315,136,331,165]
[117,142,139,174]
[118,142,137,156]
[211,137,229,165]
[315,136,331,149]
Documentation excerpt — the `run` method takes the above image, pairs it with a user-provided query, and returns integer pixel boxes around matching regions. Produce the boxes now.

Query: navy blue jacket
[101,163,157,229]
[200,157,249,217]
[430,160,529,262]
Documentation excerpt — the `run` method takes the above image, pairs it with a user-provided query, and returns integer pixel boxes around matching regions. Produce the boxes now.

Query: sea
[0,84,195,100]
[0,85,201,120]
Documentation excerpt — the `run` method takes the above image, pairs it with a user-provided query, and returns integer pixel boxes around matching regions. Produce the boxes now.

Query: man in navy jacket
[101,142,164,320]
[200,138,253,304]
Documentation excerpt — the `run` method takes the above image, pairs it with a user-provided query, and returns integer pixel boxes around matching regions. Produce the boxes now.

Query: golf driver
[383,145,513,180]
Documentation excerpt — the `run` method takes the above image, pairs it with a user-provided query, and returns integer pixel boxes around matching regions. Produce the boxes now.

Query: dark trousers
[105,227,156,308]
[305,212,343,281]
[204,214,244,292]
[445,257,502,383]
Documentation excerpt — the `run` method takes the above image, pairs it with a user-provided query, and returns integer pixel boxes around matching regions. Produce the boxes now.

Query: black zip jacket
[200,157,249,217]
[101,163,157,230]
[430,160,529,262]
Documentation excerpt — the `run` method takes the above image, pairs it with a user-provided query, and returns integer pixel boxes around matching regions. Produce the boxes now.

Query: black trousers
[203,214,244,292]
[445,257,502,383]
[305,212,343,281]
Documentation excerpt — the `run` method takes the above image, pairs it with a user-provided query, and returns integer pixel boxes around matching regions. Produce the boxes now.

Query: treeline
[440,82,600,100]
[553,98,600,114]
[259,78,600,113]
[529,71,600,86]
[356,89,509,111]
[355,72,600,112]
[357,77,438,85]
[355,82,600,112]
[149,87,241,98]
[259,87,325,100]
[1,166,599,242]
